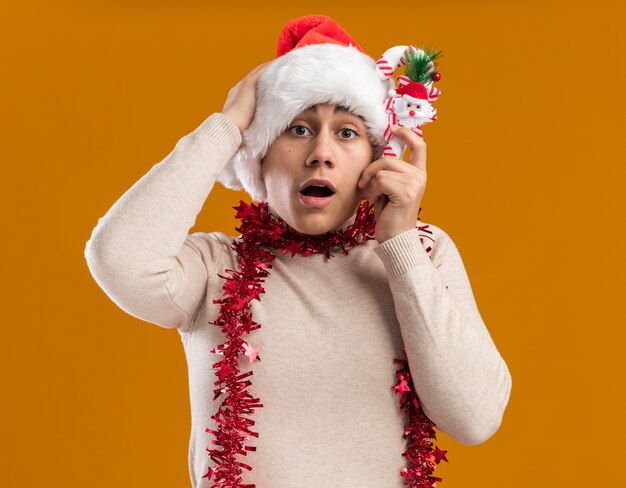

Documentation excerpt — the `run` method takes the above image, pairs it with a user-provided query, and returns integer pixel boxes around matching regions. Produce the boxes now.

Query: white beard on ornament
[396,109,433,128]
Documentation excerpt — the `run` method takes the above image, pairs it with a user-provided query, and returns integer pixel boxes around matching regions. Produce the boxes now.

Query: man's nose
[305,130,335,167]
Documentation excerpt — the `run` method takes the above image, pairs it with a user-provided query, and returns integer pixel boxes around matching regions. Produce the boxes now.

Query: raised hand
[221,60,274,133]
[357,125,427,244]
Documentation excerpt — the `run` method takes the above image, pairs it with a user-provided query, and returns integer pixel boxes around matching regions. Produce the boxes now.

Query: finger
[375,169,416,185]
[369,171,415,205]
[362,173,386,204]
[357,158,416,188]
[255,60,273,70]
[367,170,414,195]
[363,170,406,203]
[249,60,274,81]
[366,169,413,184]
[391,126,427,171]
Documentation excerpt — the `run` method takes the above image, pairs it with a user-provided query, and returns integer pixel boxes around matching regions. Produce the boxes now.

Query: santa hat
[393,82,429,104]
[216,15,394,203]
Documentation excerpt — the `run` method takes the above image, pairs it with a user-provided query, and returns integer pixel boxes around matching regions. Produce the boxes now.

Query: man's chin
[296,216,336,236]
[291,195,362,233]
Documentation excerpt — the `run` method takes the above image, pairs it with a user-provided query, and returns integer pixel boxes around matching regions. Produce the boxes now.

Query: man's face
[260,102,374,236]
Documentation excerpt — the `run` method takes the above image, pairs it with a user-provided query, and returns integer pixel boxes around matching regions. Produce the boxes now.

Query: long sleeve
[84,112,242,333]
[373,226,512,445]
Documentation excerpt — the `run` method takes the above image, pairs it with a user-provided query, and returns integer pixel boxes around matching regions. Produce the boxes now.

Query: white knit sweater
[84,112,512,487]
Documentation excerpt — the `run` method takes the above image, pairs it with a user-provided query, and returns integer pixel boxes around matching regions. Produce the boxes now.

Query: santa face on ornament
[260,102,376,236]
[393,95,435,129]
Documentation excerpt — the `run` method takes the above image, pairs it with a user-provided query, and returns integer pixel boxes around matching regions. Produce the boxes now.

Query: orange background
[2,1,624,486]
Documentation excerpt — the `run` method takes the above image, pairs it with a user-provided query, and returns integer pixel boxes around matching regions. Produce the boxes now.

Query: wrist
[220,110,245,134]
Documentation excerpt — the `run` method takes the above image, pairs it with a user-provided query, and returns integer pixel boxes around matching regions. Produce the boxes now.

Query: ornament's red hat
[276,15,366,57]
[396,82,429,101]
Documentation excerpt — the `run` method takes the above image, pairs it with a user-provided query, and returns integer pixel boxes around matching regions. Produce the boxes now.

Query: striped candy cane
[375,46,442,158]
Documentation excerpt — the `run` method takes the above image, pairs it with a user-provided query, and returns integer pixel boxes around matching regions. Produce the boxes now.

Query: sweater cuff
[373,227,433,277]
[190,112,242,158]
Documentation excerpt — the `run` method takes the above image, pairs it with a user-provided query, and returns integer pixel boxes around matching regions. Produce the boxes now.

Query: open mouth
[298,184,336,207]
[299,185,335,198]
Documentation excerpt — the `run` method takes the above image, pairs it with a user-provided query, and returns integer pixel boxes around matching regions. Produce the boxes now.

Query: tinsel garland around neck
[202,199,449,487]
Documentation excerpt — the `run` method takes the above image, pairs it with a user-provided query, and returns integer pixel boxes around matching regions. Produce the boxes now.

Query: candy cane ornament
[375,45,442,159]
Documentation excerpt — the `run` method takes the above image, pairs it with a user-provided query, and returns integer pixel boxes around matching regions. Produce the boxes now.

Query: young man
[85,15,511,488]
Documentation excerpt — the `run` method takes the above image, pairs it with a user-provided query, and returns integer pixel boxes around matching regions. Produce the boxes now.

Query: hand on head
[221,61,274,133]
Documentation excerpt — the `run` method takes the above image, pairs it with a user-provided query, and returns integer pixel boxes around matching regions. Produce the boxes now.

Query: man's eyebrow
[304,104,365,121]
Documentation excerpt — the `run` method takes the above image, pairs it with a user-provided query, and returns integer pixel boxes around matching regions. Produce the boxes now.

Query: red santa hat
[393,82,429,103]
[216,15,393,203]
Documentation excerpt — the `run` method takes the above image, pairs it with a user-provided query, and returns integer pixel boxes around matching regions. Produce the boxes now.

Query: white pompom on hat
[216,15,394,203]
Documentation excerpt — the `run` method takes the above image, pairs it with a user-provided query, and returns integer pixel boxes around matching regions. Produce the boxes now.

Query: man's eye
[288,125,311,136]
[339,128,358,139]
